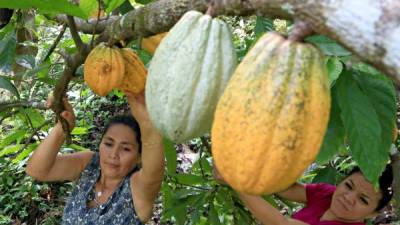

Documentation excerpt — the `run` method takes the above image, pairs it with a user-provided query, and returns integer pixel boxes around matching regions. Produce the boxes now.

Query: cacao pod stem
[206,1,217,17]
[288,19,314,42]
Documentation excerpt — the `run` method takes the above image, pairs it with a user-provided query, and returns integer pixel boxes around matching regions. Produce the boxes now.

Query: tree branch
[42,24,67,63]
[45,0,400,142]
[91,0,400,85]
[15,120,52,157]
[54,14,119,34]
[49,0,400,86]
[210,0,400,85]
[51,46,89,144]
[67,16,86,54]
[0,100,47,111]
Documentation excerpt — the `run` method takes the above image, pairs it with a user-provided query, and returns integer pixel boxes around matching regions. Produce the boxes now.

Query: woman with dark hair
[214,164,394,225]
[26,93,164,224]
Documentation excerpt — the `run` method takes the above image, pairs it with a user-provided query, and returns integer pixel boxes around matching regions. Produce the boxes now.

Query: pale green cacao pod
[146,10,237,143]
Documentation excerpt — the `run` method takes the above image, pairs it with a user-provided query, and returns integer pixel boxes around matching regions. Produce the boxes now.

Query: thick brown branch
[95,0,210,44]
[49,0,400,86]
[111,0,400,86]
[51,51,88,145]
[46,0,400,132]
[288,19,314,42]
[211,0,400,85]
[67,16,86,53]
[54,15,119,34]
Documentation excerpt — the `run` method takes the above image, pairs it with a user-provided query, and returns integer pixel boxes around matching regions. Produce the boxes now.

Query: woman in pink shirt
[214,165,393,225]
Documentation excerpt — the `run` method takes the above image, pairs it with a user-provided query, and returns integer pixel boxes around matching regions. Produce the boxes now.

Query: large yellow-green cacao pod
[146,10,237,143]
[84,43,125,96]
[117,48,147,94]
[212,32,331,195]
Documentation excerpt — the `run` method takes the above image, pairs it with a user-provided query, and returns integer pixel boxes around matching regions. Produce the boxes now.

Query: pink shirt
[291,183,365,225]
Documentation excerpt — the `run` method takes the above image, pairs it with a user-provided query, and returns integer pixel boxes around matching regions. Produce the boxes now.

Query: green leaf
[311,166,340,185]
[254,16,273,38]
[165,196,189,225]
[317,87,345,164]
[305,35,351,56]
[0,0,87,19]
[119,0,134,14]
[190,209,202,225]
[12,143,38,163]
[23,61,51,79]
[0,145,22,157]
[71,127,88,135]
[336,70,384,184]
[236,207,252,224]
[79,0,99,18]
[163,138,177,175]
[215,188,234,210]
[192,156,212,175]
[209,202,221,225]
[136,48,153,66]
[161,183,173,216]
[174,174,206,185]
[0,76,19,98]
[20,109,45,128]
[326,57,343,86]
[104,0,125,14]
[165,192,207,225]
[262,195,280,208]
[353,67,395,178]
[66,144,89,151]
[0,32,16,73]
[135,0,153,4]
[0,130,27,149]
[187,192,208,206]
[15,55,35,70]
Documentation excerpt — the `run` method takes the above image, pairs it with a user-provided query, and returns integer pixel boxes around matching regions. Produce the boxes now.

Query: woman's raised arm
[127,92,165,221]
[26,97,93,182]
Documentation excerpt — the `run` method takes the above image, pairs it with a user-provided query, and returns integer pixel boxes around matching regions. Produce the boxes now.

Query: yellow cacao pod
[393,123,398,143]
[89,9,105,20]
[141,32,168,54]
[212,32,331,195]
[117,48,147,94]
[84,43,125,96]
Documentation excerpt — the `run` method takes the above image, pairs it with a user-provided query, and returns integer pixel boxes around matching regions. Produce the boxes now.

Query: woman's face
[99,124,140,180]
[330,172,382,222]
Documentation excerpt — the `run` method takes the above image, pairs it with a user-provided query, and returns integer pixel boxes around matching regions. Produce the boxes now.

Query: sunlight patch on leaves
[0,0,87,19]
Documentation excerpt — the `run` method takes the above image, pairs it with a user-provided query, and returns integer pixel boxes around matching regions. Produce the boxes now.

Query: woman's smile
[336,197,350,212]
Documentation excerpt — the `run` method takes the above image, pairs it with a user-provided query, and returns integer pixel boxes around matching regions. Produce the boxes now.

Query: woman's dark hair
[348,164,393,211]
[101,115,142,153]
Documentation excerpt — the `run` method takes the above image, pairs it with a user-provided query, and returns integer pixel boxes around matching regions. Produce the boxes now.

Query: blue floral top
[62,152,144,225]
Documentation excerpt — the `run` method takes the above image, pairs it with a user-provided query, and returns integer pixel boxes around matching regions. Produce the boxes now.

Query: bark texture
[67,0,399,84]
